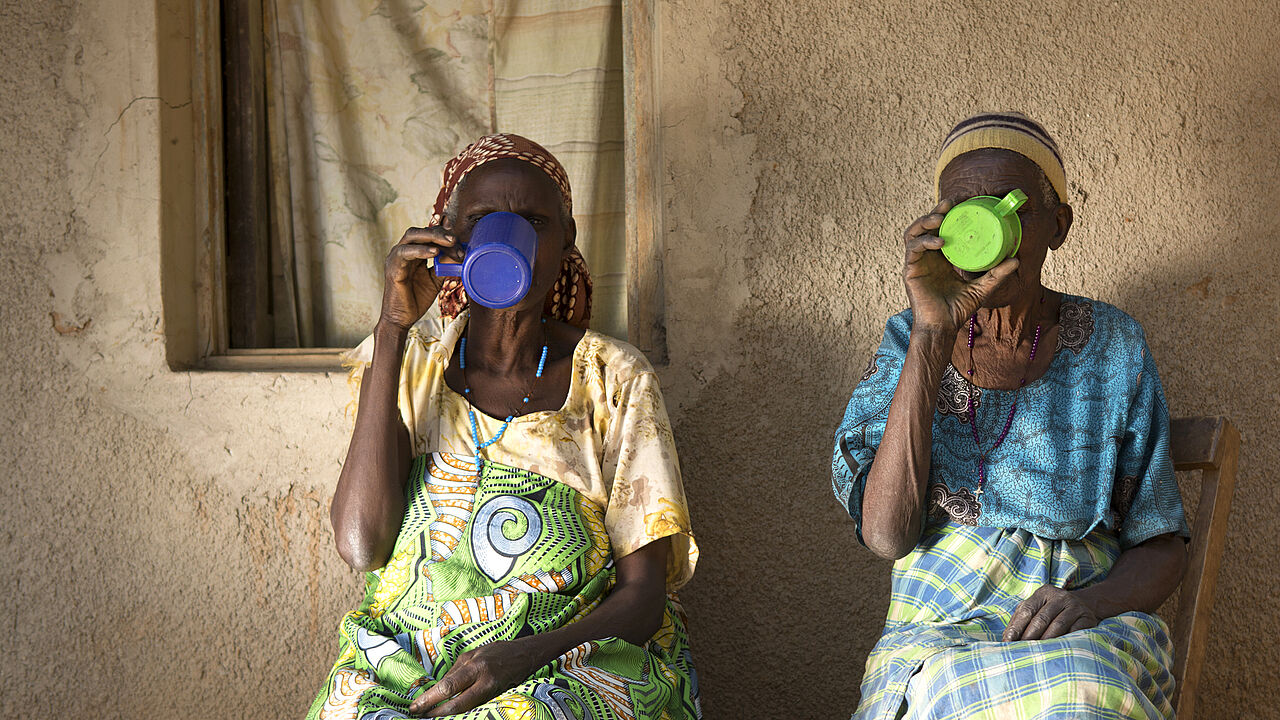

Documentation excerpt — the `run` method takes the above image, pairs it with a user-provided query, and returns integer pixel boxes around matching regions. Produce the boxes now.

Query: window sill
[200,347,347,372]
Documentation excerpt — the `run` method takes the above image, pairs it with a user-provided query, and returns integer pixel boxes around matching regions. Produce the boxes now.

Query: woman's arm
[409,537,672,718]
[859,329,951,559]
[330,321,414,572]
[331,227,456,572]
[858,201,1020,560]
[1004,533,1187,641]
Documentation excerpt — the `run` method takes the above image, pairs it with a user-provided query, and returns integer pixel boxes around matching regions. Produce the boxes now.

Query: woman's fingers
[903,200,965,272]
[397,226,455,247]
[1003,592,1046,641]
[1069,615,1097,633]
[385,243,443,281]
[394,226,464,265]
[409,665,475,716]
[1016,602,1062,641]
[904,233,945,265]
[1006,586,1099,642]
[1041,606,1087,640]
[379,225,461,331]
[904,212,947,241]
[422,681,496,718]
[964,257,1020,299]
[903,199,955,238]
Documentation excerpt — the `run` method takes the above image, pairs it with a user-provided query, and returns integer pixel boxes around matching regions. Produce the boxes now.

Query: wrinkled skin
[330,158,672,716]
[860,148,1186,641]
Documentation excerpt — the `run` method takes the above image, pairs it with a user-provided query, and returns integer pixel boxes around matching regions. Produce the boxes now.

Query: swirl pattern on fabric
[832,294,1188,549]
[936,364,980,424]
[306,453,701,720]
[1055,298,1095,353]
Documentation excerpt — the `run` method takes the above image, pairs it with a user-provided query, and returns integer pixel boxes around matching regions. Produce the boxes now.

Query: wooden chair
[1168,416,1241,720]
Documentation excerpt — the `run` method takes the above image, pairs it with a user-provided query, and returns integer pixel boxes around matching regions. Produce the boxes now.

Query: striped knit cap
[934,112,1067,204]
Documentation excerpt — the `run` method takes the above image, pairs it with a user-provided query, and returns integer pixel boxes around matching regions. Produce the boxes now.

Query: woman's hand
[902,200,1021,334]
[380,226,462,332]
[407,538,670,716]
[409,639,543,717]
[1003,585,1100,642]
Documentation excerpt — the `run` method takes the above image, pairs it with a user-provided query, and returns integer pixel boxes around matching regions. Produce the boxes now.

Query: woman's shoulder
[1057,293,1152,354]
[341,305,451,368]
[575,330,658,390]
[877,308,915,354]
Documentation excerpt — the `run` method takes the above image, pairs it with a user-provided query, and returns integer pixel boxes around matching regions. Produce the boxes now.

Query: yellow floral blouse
[344,306,698,588]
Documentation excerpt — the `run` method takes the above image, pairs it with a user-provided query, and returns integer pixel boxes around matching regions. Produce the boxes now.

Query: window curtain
[265,0,625,348]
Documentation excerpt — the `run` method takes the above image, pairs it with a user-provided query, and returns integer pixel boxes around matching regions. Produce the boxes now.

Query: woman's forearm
[408,538,673,718]
[514,537,670,666]
[861,326,953,559]
[331,321,414,571]
[1073,533,1187,618]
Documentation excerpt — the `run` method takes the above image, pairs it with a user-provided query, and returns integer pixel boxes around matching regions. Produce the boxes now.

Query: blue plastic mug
[434,211,538,309]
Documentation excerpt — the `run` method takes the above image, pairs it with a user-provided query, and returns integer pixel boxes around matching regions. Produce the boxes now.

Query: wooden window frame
[621,0,666,365]
[190,0,667,372]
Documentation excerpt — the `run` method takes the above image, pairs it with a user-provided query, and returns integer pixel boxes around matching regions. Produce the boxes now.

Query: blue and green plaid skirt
[853,522,1175,720]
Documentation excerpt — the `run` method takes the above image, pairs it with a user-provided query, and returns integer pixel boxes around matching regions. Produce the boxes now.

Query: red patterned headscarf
[430,134,592,329]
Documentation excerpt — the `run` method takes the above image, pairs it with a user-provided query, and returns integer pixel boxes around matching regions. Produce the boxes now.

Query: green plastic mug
[938,189,1028,272]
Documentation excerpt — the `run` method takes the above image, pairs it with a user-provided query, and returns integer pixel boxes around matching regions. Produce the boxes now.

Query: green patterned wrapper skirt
[306,453,700,720]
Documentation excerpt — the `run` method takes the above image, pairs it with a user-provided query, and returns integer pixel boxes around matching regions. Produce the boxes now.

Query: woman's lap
[307,455,700,720]
[853,523,1176,720]
[893,614,1175,720]
[312,634,695,720]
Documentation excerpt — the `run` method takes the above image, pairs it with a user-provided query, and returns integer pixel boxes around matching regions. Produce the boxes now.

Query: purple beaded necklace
[965,294,1045,496]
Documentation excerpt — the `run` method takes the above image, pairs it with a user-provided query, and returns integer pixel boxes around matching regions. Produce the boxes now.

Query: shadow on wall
[673,120,1280,717]
[671,192,900,712]
[674,319,891,714]
[1106,162,1280,710]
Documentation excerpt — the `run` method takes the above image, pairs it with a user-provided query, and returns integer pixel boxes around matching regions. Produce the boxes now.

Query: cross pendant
[975,486,984,497]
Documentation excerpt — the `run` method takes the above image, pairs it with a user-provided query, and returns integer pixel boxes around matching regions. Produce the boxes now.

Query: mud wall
[2,0,1276,717]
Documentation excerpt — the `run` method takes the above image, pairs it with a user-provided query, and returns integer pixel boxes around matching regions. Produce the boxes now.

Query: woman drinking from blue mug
[308,134,700,720]
[832,113,1188,719]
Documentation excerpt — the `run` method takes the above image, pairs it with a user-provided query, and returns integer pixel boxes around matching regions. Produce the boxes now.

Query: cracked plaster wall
[2,0,1277,717]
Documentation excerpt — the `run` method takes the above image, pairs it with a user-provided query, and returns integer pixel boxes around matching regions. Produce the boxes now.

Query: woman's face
[938,148,1071,308]
[447,158,575,313]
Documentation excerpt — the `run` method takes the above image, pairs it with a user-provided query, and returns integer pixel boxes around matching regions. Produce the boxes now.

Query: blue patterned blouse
[832,295,1189,550]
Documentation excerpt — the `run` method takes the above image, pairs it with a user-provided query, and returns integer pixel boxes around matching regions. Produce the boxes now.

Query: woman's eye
[527,217,546,227]
[466,214,486,224]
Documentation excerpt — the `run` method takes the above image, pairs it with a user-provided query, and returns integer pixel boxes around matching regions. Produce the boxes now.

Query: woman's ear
[564,217,577,250]
[1049,203,1073,251]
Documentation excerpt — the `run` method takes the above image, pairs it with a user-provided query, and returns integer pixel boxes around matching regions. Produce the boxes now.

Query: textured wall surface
[2,0,1277,718]
[660,0,1280,716]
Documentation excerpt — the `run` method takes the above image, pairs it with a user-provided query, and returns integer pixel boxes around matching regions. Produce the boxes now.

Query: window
[183,0,666,371]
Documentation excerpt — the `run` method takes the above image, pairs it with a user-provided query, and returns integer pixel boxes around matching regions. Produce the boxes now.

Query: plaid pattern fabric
[853,522,1175,720]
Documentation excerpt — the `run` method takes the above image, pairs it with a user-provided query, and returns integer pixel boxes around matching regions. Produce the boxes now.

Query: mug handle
[993,189,1028,218]
[433,243,467,276]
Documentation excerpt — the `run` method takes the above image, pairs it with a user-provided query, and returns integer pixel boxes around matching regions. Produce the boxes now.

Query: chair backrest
[1168,416,1240,720]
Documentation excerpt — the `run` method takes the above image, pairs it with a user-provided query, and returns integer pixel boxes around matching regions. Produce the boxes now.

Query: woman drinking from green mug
[832,113,1188,719]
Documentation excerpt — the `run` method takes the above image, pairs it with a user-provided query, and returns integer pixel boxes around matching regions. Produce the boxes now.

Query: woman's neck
[464,307,545,374]
[953,285,1062,390]
[973,287,1047,348]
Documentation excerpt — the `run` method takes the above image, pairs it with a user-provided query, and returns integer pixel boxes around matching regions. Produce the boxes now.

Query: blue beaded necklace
[458,318,549,451]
